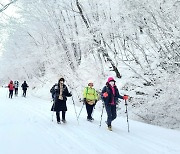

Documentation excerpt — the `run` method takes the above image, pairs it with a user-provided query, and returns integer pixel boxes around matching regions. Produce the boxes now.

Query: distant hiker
[51,77,72,124]
[14,80,19,96]
[101,77,128,131]
[8,80,14,99]
[83,80,98,122]
[21,81,29,97]
[50,83,58,101]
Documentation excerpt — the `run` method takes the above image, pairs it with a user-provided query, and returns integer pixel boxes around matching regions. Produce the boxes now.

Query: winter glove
[83,98,86,104]
[103,92,108,98]
[123,95,128,100]
[94,100,97,106]
[69,92,72,97]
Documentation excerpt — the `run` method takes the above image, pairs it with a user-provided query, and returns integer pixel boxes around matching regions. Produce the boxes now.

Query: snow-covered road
[0,87,180,154]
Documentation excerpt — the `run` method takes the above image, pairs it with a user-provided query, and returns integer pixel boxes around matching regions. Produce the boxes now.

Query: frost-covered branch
[0,0,17,13]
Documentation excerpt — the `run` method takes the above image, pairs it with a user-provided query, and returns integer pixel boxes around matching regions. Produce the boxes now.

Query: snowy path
[0,88,180,154]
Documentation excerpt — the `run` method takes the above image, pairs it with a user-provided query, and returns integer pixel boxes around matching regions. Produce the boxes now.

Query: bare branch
[0,0,17,13]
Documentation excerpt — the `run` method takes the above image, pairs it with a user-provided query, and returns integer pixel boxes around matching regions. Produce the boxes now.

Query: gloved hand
[123,95,128,100]
[94,100,97,105]
[103,92,108,98]
[83,98,86,104]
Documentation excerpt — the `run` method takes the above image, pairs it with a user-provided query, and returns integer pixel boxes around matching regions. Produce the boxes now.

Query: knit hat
[107,77,115,83]
[59,77,65,82]
[88,80,93,84]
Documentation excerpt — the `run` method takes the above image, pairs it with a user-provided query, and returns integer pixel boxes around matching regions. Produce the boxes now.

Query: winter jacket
[51,84,72,112]
[83,86,98,102]
[8,83,14,91]
[101,83,123,105]
[21,82,29,91]
[14,81,19,89]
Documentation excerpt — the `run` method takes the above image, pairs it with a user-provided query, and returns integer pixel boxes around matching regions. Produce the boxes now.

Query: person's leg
[62,111,66,120]
[105,105,112,127]
[9,90,11,98]
[89,105,94,119]
[56,112,60,123]
[24,90,27,97]
[10,90,13,98]
[111,105,117,121]
[86,103,92,119]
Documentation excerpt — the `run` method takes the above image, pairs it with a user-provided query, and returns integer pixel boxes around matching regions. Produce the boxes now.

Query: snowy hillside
[0,87,180,154]
[0,0,180,130]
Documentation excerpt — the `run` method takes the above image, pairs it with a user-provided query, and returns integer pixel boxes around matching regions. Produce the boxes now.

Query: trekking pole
[99,103,105,127]
[125,99,130,133]
[77,102,84,120]
[71,95,79,124]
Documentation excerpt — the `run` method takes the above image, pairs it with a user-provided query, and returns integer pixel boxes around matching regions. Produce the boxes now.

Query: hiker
[51,77,72,124]
[83,80,98,121]
[101,77,128,131]
[21,81,29,97]
[8,80,14,99]
[14,80,19,96]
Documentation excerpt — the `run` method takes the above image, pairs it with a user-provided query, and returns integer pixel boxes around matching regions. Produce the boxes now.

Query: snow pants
[56,111,66,122]
[85,103,94,119]
[15,88,18,96]
[22,90,27,97]
[105,104,117,126]
[9,90,13,98]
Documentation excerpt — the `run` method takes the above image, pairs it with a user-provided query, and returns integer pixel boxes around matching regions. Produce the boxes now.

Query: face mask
[60,81,64,84]
[109,81,115,86]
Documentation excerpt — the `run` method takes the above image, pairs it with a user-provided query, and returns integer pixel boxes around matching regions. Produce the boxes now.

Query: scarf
[58,83,63,100]
[110,85,115,105]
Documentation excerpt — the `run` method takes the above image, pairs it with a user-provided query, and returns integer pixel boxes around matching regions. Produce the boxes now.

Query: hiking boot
[87,117,92,122]
[57,121,61,124]
[108,126,112,131]
[62,119,66,123]
[90,117,94,121]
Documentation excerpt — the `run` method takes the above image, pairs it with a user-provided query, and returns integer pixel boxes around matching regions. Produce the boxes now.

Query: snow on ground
[0,87,180,154]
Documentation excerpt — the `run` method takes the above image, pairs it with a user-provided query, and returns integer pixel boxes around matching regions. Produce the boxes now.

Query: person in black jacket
[101,77,128,131]
[21,81,29,97]
[51,77,72,124]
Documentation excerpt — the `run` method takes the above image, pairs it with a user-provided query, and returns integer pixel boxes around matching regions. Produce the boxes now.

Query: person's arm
[65,86,72,97]
[116,88,123,99]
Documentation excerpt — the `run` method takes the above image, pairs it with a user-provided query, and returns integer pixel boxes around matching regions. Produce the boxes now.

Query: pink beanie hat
[107,77,115,82]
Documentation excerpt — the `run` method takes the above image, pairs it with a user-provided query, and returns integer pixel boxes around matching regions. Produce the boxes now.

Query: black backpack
[50,84,58,96]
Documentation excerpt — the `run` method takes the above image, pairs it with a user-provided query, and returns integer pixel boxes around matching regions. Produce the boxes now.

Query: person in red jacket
[8,80,14,99]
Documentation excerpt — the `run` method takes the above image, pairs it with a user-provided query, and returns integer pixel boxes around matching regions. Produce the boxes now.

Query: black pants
[15,88,18,96]
[9,90,13,98]
[56,111,66,122]
[23,90,27,97]
[105,105,117,126]
[85,103,94,119]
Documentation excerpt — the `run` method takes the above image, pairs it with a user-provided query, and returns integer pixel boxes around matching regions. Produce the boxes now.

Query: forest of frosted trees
[0,0,180,129]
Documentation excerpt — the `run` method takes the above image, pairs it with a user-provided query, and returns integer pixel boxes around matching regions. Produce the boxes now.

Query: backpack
[50,84,58,96]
